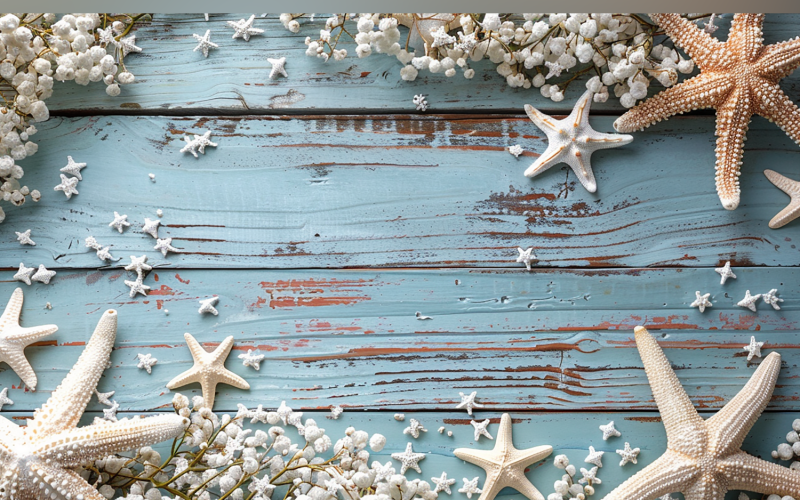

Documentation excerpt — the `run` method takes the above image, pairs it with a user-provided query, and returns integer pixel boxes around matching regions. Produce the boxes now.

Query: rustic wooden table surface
[4,13,800,500]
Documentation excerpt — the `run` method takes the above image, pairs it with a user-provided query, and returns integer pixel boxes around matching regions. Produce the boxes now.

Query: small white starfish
[579,466,601,485]
[54,174,79,199]
[585,445,605,467]
[403,418,428,439]
[227,15,264,41]
[0,388,13,411]
[432,471,456,494]
[60,156,87,180]
[31,265,56,285]
[470,419,493,441]
[109,212,130,233]
[690,291,712,312]
[13,263,34,285]
[737,290,762,312]
[456,391,484,415]
[125,255,152,274]
[124,275,150,298]
[276,400,293,425]
[137,353,158,374]
[198,296,219,315]
[103,400,120,422]
[154,237,179,257]
[516,247,537,271]
[714,261,736,284]
[192,30,218,57]
[95,389,115,407]
[268,57,288,79]
[599,421,621,440]
[373,461,396,482]
[743,336,765,361]
[119,34,142,56]
[238,349,265,370]
[180,130,217,158]
[765,169,800,229]
[391,442,426,474]
[329,405,343,419]
[616,442,640,466]
[85,236,116,262]
[15,229,35,246]
[142,218,161,239]
[763,289,784,310]
[524,89,633,193]
[458,477,483,499]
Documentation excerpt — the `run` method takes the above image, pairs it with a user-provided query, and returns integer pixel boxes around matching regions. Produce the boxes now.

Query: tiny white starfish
[103,400,120,422]
[585,445,605,467]
[714,261,736,284]
[276,401,293,425]
[373,461,396,482]
[95,389,115,406]
[599,421,621,440]
[690,291,712,312]
[192,30,218,57]
[13,263,34,286]
[54,174,79,199]
[579,466,601,485]
[329,405,343,419]
[85,236,116,262]
[119,34,142,56]
[403,418,428,439]
[432,471,456,494]
[268,57,288,79]
[124,255,152,274]
[124,275,150,298]
[15,229,35,246]
[763,288,784,310]
[154,237,179,257]
[516,247,537,271]
[391,442,426,474]
[227,15,264,41]
[523,89,633,193]
[737,290,762,312]
[743,336,765,361]
[458,477,483,499]
[238,349,265,370]
[60,156,87,180]
[198,296,219,316]
[0,387,13,410]
[470,419,493,441]
[137,353,158,374]
[31,265,56,285]
[456,391,484,415]
[765,169,800,228]
[180,130,217,158]
[616,442,640,466]
[109,212,130,233]
[142,218,161,239]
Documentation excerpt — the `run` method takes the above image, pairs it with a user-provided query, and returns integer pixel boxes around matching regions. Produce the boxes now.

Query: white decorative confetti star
[470,419,493,441]
[13,263,34,285]
[54,174,79,199]
[60,156,87,180]
[763,288,784,310]
[268,57,288,79]
[458,477,483,499]
[15,229,35,246]
[690,291,712,312]
[125,255,152,274]
[192,30,218,57]
[180,130,217,158]
[109,211,130,233]
[579,466,601,485]
[0,289,57,390]
[599,421,621,440]
[227,15,263,41]
[743,336,765,361]
[508,144,523,158]
[403,418,428,439]
[456,391,484,415]
[119,34,142,56]
[584,446,604,467]
[516,247,537,271]
[142,218,161,239]
[137,353,158,374]
[737,290,761,312]
[715,261,736,284]
[31,264,56,285]
[103,400,120,421]
[329,405,343,419]
[95,389,115,407]
[432,471,456,494]
[124,275,150,298]
[524,89,633,193]
[198,296,219,316]
[154,237,179,257]
[616,442,640,466]
[391,442,426,474]
[238,349,265,370]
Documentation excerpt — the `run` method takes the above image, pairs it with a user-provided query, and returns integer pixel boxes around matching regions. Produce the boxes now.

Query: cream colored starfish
[0,309,188,500]
[0,288,58,390]
[167,333,250,409]
[764,169,800,228]
[602,326,800,500]
[454,413,553,500]
[614,14,800,210]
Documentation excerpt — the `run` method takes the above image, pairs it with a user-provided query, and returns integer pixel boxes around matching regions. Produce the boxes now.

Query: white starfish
[13,263,34,285]
[109,211,130,233]
[0,387,13,410]
[124,275,150,297]
[85,236,117,262]
[54,173,79,199]
[238,349,265,370]
[119,34,142,56]
[198,296,219,315]
[373,461,396,482]
[690,291,712,312]
[142,218,161,238]
[616,442,640,466]
[166,333,250,409]
[459,477,483,499]
[227,15,263,41]
[584,445,604,467]
[180,130,217,158]
[0,310,187,500]
[124,255,152,274]
[737,290,762,312]
[192,29,218,57]
[454,413,553,500]
[31,264,56,284]
[95,389,115,406]
[523,89,633,193]
[579,466,601,485]
[137,353,158,374]
[432,471,456,494]
[763,288,784,310]
[103,400,119,421]
[0,289,57,390]
[154,237,179,257]
[765,169,800,228]
[60,155,87,180]
[15,229,35,246]
[516,247,537,271]
[403,418,428,439]
[599,421,621,440]
[391,442,426,474]
[268,56,288,79]
[743,336,765,361]
[603,326,800,500]
[715,261,736,284]
[456,391,484,415]
[470,419,493,441]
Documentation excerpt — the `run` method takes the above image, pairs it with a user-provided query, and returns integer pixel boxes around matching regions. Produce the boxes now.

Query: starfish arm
[582,131,634,151]
[602,449,698,500]
[567,90,593,130]
[634,327,708,456]
[0,414,22,445]
[713,87,754,210]
[706,351,781,457]
[0,288,24,326]
[201,377,218,409]
[524,104,561,134]
[564,152,597,193]
[212,335,236,363]
[508,445,553,469]
[25,310,117,440]
[184,332,209,361]
[764,169,800,228]
[757,81,800,148]
[454,447,500,470]
[727,14,766,62]
[28,463,106,500]
[649,14,721,70]
[9,323,59,344]
[0,348,38,390]
[613,72,733,133]
[722,451,800,497]
[759,37,800,80]
[681,476,726,500]
[217,368,252,390]
[166,368,201,391]
[524,144,568,178]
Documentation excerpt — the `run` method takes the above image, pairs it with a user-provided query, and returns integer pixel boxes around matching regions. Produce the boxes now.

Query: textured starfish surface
[602,326,800,500]
[60,156,86,180]
[227,15,263,41]
[167,333,250,409]
[614,14,800,210]
[0,309,187,500]
[268,57,288,79]
[0,288,57,390]
[193,30,218,57]
[714,261,736,284]
[524,90,633,193]
[764,169,800,228]
[454,413,553,500]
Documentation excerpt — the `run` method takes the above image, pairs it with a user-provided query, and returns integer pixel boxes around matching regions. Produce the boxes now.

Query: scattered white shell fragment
[149,173,156,181]
[403,418,427,439]
[156,209,163,217]
[15,229,35,246]
[394,413,405,421]
[415,311,432,320]
[447,430,453,437]
[329,405,344,420]
[45,302,51,310]
[438,426,445,433]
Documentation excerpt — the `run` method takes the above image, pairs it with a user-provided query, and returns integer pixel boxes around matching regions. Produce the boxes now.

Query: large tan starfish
[602,326,800,500]
[614,14,800,210]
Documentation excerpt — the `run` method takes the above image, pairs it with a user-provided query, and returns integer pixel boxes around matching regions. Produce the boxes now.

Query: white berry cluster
[771,418,800,473]
[548,454,601,500]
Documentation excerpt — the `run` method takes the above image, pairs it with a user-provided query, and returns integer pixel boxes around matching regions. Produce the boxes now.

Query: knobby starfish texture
[614,14,800,210]
[602,326,800,500]
[0,288,57,390]
[0,310,187,500]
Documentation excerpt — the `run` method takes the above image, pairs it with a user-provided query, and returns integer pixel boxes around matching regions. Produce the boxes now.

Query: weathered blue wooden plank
[1,267,798,412]
[4,114,800,268]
